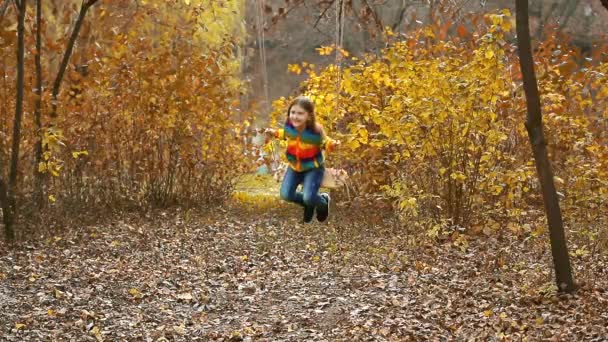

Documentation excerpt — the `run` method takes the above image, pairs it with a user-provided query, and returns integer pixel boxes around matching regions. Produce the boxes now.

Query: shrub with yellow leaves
[275,10,607,238]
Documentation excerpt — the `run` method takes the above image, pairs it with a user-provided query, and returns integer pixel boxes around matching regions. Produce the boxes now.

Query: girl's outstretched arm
[316,124,340,152]
[264,128,285,143]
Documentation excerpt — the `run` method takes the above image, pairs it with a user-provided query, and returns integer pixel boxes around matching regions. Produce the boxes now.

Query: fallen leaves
[0,207,607,340]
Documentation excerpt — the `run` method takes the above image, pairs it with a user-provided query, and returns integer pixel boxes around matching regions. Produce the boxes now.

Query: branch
[50,0,100,118]
[85,0,99,8]
[0,0,10,25]
[313,0,336,29]
[361,0,384,32]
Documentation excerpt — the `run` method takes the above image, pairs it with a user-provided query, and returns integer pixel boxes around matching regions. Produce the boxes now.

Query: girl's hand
[264,128,276,143]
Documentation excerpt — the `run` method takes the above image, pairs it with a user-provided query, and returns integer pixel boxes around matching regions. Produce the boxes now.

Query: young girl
[265,96,340,223]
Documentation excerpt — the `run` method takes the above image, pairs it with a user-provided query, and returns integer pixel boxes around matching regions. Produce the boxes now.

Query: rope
[255,0,279,171]
[255,0,271,115]
[334,0,345,118]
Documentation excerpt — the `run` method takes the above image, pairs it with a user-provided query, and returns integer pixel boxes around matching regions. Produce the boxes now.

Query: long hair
[286,96,320,133]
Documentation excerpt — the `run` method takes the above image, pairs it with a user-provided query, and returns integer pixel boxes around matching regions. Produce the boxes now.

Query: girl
[265,96,340,223]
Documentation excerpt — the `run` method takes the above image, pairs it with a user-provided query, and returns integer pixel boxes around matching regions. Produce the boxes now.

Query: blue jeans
[280,167,328,219]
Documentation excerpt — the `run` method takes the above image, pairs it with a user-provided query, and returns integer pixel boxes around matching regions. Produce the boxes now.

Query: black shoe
[303,205,315,223]
[316,193,330,222]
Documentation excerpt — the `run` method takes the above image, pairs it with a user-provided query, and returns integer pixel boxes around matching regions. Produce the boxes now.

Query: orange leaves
[457,24,468,38]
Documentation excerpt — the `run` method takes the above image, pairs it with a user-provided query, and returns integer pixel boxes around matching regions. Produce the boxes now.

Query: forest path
[1,197,607,340]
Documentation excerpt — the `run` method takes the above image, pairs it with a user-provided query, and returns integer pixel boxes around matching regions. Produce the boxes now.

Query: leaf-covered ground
[1,203,607,341]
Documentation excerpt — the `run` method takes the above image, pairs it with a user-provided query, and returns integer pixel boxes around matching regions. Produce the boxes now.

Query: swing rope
[255,0,280,171]
[265,0,352,197]
[256,0,270,114]
[334,0,345,117]
[335,1,353,199]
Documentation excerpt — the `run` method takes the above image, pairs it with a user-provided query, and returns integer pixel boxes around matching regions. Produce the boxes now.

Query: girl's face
[289,104,310,130]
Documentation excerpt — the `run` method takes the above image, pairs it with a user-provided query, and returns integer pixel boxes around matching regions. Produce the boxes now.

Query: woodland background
[0,0,607,340]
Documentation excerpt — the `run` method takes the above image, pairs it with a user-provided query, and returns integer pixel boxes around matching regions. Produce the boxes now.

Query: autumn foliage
[277,11,607,244]
[0,0,252,215]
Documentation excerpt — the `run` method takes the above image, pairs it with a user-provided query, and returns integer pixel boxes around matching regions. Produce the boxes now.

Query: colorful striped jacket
[275,121,336,172]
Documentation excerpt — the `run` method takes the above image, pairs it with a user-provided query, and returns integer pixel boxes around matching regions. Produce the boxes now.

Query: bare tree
[35,0,100,207]
[33,0,43,208]
[515,0,575,293]
[1,0,27,241]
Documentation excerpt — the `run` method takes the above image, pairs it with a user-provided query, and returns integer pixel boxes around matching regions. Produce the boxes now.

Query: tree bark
[2,0,26,242]
[515,0,575,293]
[33,0,44,208]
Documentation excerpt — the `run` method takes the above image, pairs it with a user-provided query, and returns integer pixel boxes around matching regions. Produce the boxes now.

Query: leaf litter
[1,205,607,341]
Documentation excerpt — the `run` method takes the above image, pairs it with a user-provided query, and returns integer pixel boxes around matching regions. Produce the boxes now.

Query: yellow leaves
[90,326,103,341]
[48,195,56,203]
[280,7,606,232]
[398,197,418,217]
[337,47,350,58]
[287,64,302,75]
[487,10,512,33]
[316,45,334,56]
[72,150,89,159]
[450,172,467,183]
[15,323,26,330]
[129,287,143,298]
[531,224,546,238]
[347,139,361,150]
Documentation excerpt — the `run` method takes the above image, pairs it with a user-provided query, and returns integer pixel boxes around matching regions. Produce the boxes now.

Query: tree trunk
[2,0,27,242]
[515,0,575,293]
[33,0,44,208]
